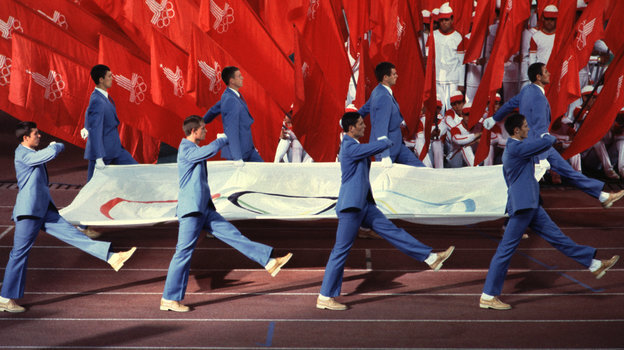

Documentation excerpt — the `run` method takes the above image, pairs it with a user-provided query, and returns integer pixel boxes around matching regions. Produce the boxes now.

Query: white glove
[216,133,227,139]
[538,158,550,170]
[49,141,56,146]
[483,117,496,130]
[80,128,89,140]
[95,158,106,170]
[233,159,245,167]
[381,156,393,168]
[400,120,407,127]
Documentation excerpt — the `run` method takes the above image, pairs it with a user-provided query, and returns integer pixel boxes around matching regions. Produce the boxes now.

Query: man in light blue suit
[0,122,136,313]
[80,65,138,238]
[479,114,619,310]
[82,64,137,182]
[316,112,454,311]
[358,62,425,167]
[202,66,263,164]
[483,62,624,208]
[160,115,291,312]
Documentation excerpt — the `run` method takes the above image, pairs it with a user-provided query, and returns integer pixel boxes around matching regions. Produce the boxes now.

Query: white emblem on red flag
[0,55,11,86]
[307,0,319,20]
[26,69,65,101]
[617,75,623,99]
[160,64,184,97]
[558,55,573,92]
[395,16,405,49]
[209,0,234,33]
[113,73,148,105]
[576,18,596,51]
[37,10,68,29]
[198,60,222,94]
[0,16,23,40]
[146,0,176,28]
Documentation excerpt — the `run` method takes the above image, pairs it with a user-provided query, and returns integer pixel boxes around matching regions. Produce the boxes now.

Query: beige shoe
[429,246,455,271]
[0,299,25,313]
[592,255,619,279]
[108,247,137,272]
[316,297,348,311]
[160,298,190,312]
[266,252,293,277]
[602,190,624,208]
[77,226,102,239]
[479,297,511,310]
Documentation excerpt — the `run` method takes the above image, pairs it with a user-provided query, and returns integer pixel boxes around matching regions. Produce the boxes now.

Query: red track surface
[1,114,623,349]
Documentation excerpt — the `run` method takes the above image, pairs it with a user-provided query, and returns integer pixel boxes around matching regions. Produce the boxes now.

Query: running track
[0,115,622,349]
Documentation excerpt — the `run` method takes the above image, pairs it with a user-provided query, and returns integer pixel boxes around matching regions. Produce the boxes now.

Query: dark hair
[375,62,396,83]
[504,113,526,135]
[183,115,203,136]
[528,62,545,83]
[16,121,37,142]
[341,112,361,132]
[90,64,110,85]
[221,66,239,85]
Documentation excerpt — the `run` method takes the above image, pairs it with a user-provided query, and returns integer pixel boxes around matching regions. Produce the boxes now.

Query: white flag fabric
[59,161,532,226]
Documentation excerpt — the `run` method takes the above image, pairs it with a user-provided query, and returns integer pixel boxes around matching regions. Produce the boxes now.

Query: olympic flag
[59,162,521,226]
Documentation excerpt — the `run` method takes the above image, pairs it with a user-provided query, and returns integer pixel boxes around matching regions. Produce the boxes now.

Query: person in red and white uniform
[274,113,313,163]
[420,9,431,57]
[434,2,466,112]
[528,5,557,66]
[486,9,522,102]
[444,91,481,167]
[483,94,509,166]
[520,2,539,88]
[415,98,446,168]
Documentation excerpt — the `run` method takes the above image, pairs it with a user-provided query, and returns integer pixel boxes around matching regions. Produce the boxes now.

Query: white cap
[439,2,453,19]
[345,103,358,112]
[495,93,502,101]
[543,4,558,18]
[422,9,431,18]
[450,90,464,103]
[577,0,587,9]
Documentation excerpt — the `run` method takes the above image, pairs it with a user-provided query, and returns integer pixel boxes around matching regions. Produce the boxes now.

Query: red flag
[448,0,474,36]
[299,0,351,109]
[16,0,142,55]
[9,32,91,138]
[99,34,181,148]
[150,29,200,117]
[604,0,624,56]
[562,50,624,159]
[546,0,576,71]
[342,0,370,59]
[293,27,343,161]
[471,0,530,165]
[199,0,294,112]
[89,0,199,54]
[464,0,496,63]
[0,0,98,67]
[419,27,438,161]
[118,123,160,164]
[546,0,605,123]
[259,0,303,56]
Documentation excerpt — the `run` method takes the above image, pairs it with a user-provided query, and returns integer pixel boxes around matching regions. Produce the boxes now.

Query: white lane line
[365,249,372,270]
[0,317,622,323]
[20,291,624,297]
[1,245,623,251]
[0,225,14,240]
[3,267,624,273]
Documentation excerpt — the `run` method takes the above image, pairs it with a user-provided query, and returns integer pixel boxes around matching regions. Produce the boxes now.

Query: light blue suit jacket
[503,135,556,215]
[493,84,551,141]
[336,135,392,212]
[358,84,403,159]
[13,143,65,220]
[176,137,228,218]
[84,89,123,160]
[213,89,257,161]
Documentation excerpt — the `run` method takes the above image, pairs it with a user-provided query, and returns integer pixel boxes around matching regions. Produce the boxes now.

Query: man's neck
[511,136,522,141]
[186,136,200,145]
[21,142,35,150]
[228,86,239,92]
[346,132,359,142]
[95,84,108,92]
